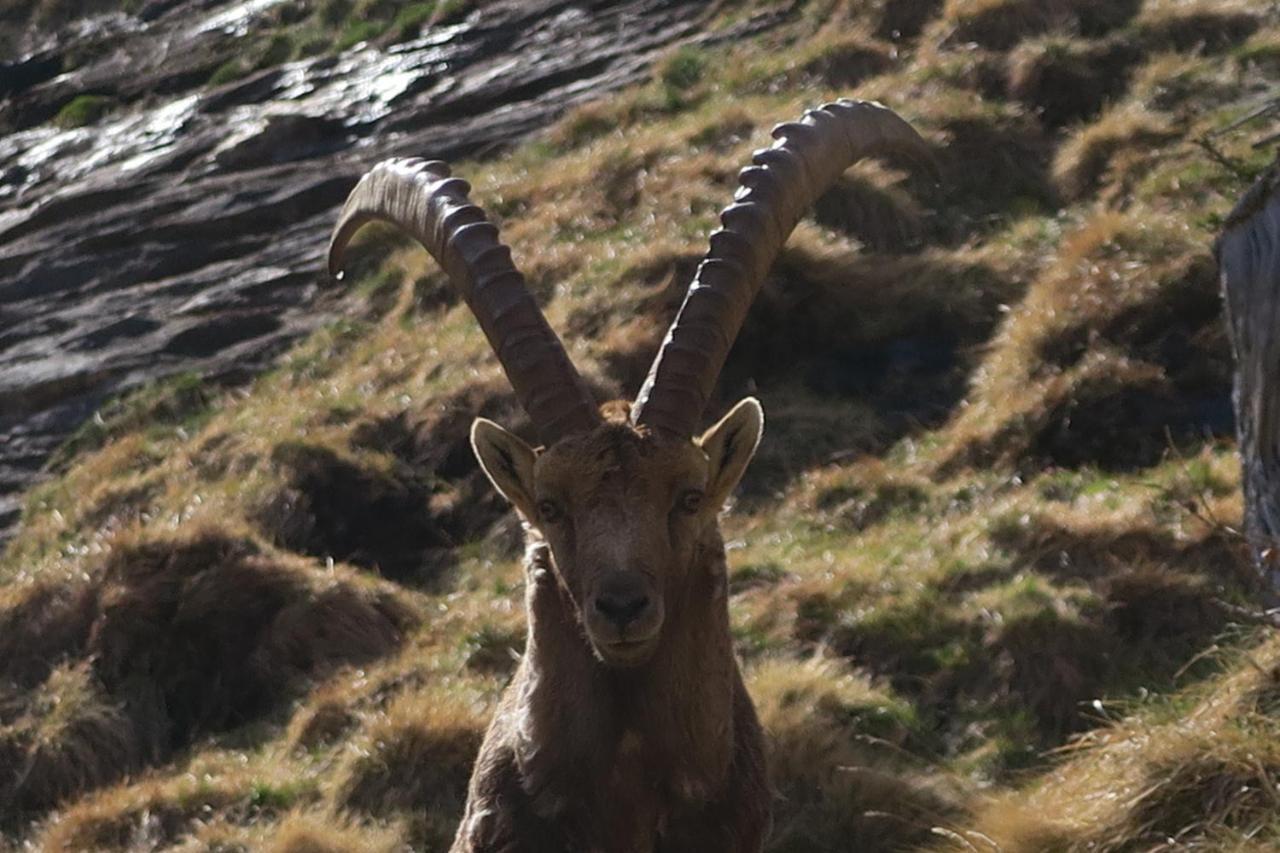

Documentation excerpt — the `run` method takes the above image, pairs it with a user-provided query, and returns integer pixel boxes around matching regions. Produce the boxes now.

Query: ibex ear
[697,397,764,510]
[471,418,538,519]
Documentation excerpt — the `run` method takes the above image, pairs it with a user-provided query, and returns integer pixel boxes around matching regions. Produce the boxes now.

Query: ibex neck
[515,539,737,806]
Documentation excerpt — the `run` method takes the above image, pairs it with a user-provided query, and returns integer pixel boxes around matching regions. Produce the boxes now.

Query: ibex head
[470,399,761,665]
[328,99,931,668]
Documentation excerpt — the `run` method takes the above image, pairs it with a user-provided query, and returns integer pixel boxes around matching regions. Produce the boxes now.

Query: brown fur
[456,404,771,852]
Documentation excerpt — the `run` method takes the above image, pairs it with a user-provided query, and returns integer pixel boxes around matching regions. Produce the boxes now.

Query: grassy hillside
[3,0,1280,849]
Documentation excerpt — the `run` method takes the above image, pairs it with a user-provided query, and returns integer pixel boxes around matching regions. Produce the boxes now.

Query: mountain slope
[2,0,1279,849]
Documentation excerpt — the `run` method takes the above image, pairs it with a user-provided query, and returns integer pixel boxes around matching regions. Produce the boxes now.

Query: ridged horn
[329,158,600,444]
[632,99,934,437]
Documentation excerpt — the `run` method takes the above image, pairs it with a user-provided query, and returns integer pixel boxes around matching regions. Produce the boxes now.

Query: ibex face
[472,399,761,666]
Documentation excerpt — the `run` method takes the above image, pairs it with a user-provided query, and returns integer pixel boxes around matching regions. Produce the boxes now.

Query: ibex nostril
[594,590,650,627]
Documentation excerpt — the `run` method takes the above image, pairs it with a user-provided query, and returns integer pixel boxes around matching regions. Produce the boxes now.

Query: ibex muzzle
[592,570,657,634]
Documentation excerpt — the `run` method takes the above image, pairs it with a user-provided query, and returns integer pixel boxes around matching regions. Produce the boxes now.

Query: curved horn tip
[327,243,348,279]
[326,217,356,280]
[830,98,941,182]
[770,120,818,142]
[419,158,452,177]
[323,158,459,281]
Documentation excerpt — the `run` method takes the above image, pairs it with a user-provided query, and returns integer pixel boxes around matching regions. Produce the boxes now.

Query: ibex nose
[593,575,652,630]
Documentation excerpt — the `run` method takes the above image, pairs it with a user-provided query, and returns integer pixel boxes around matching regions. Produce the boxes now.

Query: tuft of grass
[799,34,895,88]
[1127,51,1231,115]
[940,0,1140,51]
[942,209,1229,473]
[1006,36,1139,128]
[1134,0,1262,55]
[752,656,960,851]
[1234,27,1280,72]
[0,526,414,819]
[36,769,251,851]
[815,470,932,532]
[259,32,295,67]
[247,778,317,812]
[393,1,437,39]
[952,636,1280,852]
[461,622,523,674]
[660,44,708,91]
[52,94,115,129]
[657,45,709,111]
[49,372,214,472]
[266,812,407,852]
[287,687,360,751]
[0,663,137,825]
[942,0,1056,50]
[1052,104,1176,201]
[548,99,624,149]
[336,689,484,848]
[336,18,385,50]
[207,57,250,87]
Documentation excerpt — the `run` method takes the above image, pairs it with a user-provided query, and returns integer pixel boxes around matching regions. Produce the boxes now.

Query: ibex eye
[679,490,703,514]
[536,500,562,523]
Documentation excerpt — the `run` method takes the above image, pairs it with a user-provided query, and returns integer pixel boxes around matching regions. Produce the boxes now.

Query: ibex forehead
[535,416,709,499]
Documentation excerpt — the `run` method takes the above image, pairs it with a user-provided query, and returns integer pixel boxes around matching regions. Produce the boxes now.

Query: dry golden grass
[1006,36,1140,128]
[2,0,1277,850]
[810,161,930,252]
[1235,26,1280,73]
[752,656,963,850]
[334,688,486,848]
[949,635,1280,852]
[1052,104,1177,200]
[0,525,416,827]
[265,813,407,852]
[38,764,268,850]
[942,208,1226,473]
[941,0,1140,50]
[1134,0,1262,54]
[0,663,137,824]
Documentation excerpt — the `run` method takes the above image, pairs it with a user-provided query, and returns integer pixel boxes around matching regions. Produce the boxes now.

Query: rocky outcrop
[0,0,785,541]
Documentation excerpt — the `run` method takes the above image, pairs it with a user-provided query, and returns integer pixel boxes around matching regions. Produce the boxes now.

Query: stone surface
[0,0,785,544]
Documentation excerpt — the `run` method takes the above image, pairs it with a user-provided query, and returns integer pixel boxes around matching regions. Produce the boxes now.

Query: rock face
[0,0,780,542]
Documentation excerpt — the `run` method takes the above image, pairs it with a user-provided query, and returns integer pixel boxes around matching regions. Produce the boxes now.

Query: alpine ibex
[328,99,931,852]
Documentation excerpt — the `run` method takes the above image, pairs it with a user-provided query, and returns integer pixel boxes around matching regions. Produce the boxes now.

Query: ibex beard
[327,99,933,852]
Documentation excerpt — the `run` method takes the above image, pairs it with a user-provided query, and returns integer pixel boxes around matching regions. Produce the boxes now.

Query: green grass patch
[207,59,249,86]
[247,779,317,812]
[49,372,214,472]
[53,94,115,129]
[337,18,386,50]
[258,32,295,67]
[657,45,708,111]
[393,1,437,38]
